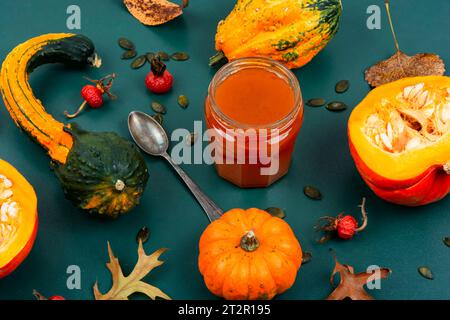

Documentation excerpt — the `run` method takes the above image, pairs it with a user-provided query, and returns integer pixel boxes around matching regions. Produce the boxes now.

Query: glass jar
[205,57,304,188]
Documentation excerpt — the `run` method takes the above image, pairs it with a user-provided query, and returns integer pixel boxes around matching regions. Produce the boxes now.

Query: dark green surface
[0,0,448,300]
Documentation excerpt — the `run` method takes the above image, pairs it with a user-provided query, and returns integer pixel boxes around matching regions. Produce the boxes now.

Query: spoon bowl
[128,111,168,156]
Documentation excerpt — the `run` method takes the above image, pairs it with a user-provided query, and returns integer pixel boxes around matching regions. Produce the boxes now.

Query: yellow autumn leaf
[93,241,171,300]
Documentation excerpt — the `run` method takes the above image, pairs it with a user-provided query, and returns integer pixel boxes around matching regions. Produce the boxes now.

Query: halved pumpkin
[348,76,450,206]
[0,159,38,278]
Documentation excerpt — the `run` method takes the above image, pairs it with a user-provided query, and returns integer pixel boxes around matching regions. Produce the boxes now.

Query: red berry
[337,216,358,240]
[48,295,65,300]
[145,70,173,94]
[81,85,103,108]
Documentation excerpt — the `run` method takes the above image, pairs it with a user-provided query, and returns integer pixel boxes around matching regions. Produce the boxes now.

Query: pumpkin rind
[0,159,38,278]
[198,208,302,300]
[0,34,149,217]
[213,0,342,69]
[348,76,450,206]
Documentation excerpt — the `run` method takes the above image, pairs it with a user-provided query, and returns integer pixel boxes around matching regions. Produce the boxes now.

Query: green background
[0,0,448,300]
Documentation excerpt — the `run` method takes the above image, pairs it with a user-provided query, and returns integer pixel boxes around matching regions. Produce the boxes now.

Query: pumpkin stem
[115,180,126,192]
[240,230,260,252]
[444,161,450,175]
[355,197,368,232]
[64,101,87,119]
[209,51,228,68]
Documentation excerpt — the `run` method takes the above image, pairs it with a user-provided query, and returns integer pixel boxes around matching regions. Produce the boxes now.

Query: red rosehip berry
[337,215,358,240]
[145,57,173,94]
[81,85,103,108]
[48,295,66,300]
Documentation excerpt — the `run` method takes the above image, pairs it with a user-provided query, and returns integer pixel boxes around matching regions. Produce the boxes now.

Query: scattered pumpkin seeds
[418,266,434,280]
[335,80,350,93]
[151,102,166,114]
[186,132,198,146]
[326,101,347,112]
[157,51,170,61]
[443,237,450,247]
[265,207,286,219]
[302,252,312,265]
[118,37,135,50]
[136,226,150,244]
[178,95,189,108]
[171,52,190,61]
[121,50,137,60]
[304,185,322,200]
[152,113,164,125]
[131,55,147,69]
[146,52,156,62]
[307,98,326,107]
[153,114,164,125]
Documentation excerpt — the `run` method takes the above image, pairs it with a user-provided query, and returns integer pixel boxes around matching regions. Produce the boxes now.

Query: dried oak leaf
[326,254,391,300]
[93,241,171,300]
[123,0,189,26]
[365,50,445,87]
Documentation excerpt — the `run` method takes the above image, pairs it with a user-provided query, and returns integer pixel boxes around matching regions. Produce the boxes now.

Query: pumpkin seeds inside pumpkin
[136,226,150,244]
[151,102,166,114]
[444,237,450,247]
[118,38,135,50]
[131,55,147,69]
[152,113,164,125]
[304,185,322,200]
[178,95,189,108]
[171,52,190,61]
[121,50,137,60]
[146,52,156,62]
[307,98,326,107]
[418,266,434,280]
[265,207,286,219]
[326,101,347,112]
[335,80,350,93]
[157,51,170,61]
[186,132,198,146]
[302,252,312,265]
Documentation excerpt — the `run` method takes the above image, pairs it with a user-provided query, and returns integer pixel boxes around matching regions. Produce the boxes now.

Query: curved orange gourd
[198,208,302,300]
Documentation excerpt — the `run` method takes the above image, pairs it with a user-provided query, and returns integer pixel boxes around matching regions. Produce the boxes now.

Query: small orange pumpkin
[198,208,302,300]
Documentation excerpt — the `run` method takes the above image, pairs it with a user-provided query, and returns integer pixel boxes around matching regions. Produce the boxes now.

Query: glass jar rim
[207,57,303,130]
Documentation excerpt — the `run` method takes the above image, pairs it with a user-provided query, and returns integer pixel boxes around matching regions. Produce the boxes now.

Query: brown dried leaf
[123,0,188,26]
[365,50,445,87]
[93,241,171,300]
[326,254,391,300]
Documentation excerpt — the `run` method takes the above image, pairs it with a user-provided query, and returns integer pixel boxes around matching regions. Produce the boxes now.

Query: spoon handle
[162,152,223,222]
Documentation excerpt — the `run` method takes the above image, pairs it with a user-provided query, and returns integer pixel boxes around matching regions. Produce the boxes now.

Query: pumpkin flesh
[348,76,450,206]
[198,208,302,300]
[215,0,342,69]
[0,160,38,278]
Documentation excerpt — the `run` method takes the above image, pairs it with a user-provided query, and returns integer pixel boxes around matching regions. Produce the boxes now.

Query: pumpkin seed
[151,102,166,114]
[186,132,198,146]
[121,50,137,60]
[304,185,322,200]
[152,113,164,125]
[131,55,147,69]
[171,52,190,61]
[118,38,135,50]
[335,80,350,93]
[444,237,450,247]
[326,101,347,112]
[302,252,312,265]
[178,95,189,108]
[265,207,286,219]
[157,51,170,61]
[307,98,326,107]
[146,52,156,62]
[418,266,434,280]
[136,226,150,244]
